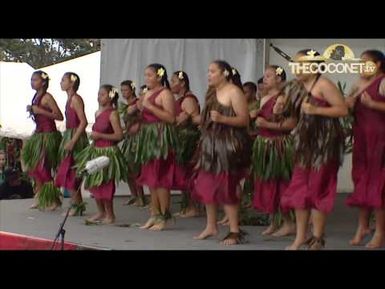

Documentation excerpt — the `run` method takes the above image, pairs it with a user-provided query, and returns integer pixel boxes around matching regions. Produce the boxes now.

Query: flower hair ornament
[275,67,284,76]
[142,87,148,94]
[131,82,136,90]
[109,87,118,99]
[232,68,237,76]
[223,69,230,77]
[157,67,165,77]
[41,72,49,80]
[178,71,184,80]
[70,74,78,82]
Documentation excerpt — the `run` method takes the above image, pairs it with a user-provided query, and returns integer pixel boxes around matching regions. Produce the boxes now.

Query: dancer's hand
[301,102,317,115]
[249,109,259,119]
[28,105,43,115]
[210,110,224,123]
[345,96,357,109]
[176,111,189,125]
[91,131,101,141]
[64,140,75,152]
[360,91,374,108]
[255,117,268,128]
[127,104,137,114]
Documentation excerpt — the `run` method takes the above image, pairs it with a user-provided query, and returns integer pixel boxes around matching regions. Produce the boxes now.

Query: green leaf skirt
[22,131,62,172]
[251,134,294,181]
[74,145,128,189]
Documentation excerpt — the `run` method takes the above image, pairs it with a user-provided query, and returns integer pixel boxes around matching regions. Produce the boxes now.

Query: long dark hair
[64,72,80,92]
[120,80,137,98]
[231,67,243,89]
[147,63,170,89]
[31,70,49,111]
[173,71,190,95]
[100,84,119,108]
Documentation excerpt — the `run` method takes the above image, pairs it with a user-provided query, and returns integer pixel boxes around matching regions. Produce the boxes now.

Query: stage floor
[0,192,383,250]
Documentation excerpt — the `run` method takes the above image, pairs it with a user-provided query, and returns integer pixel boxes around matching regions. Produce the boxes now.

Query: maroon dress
[28,96,58,183]
[192,95,251,205]
[281,96,344,214]
[89,108,116,200]
[136,88,186,190]
[55,95,85,191]
[252,96,291,214]
[346,75,385,208]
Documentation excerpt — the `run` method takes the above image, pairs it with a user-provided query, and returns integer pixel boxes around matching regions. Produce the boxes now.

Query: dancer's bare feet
[47,202,60,211]
[285,238,307,250]
[365,233,385,249]
[139,216,157,229]
[180,207,199,218]
[194,227,218,240]
[86,213,105,223]
[102,216,115,224]
[217,216,229,226]
[221,232,243,246]
[149,220,167,231]
[349,227,371,246]
[30,202,39,209]
[262,224,277,236]
[272,223,296,237]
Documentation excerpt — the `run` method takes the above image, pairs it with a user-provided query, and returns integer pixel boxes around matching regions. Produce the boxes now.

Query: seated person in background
[0,151,6,186]
[0,168,34,200]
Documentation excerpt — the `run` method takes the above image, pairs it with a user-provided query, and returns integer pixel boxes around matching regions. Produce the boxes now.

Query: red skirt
[253,178,290,214]
[55,155,81,191]
[192,170,246,205]
[346,132,385,209]
[136,152,187,190]
[280,161,339,214]
[29,156,52,184]
[89,180,115,201]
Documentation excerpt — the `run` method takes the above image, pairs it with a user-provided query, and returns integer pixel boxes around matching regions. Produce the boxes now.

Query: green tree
[0,38,100,69]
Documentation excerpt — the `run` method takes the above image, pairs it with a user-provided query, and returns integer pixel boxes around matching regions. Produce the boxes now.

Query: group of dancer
[20,48,385,249]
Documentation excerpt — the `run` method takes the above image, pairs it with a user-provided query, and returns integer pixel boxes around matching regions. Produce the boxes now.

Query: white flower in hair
[223,70,230,77]
[157,67,165,77]
[41,72,49,80]
[143,87,148,94]
[276,67,284,76]
[232,68,237,75]
[70,74,77,82]
[109,87,118,99]
[131,82,136,90]
[178,71,184,80]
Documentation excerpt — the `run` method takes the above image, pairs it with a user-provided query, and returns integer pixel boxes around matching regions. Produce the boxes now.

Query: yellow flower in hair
[109,87,118,99]
[276,67,284,76]
[178,71,184,80]
[70,74,77,82]
[41,72,48,80]
[157,67,165,77]
[224,70,230,77]
[131,82,136,90]
[232,68,237,75]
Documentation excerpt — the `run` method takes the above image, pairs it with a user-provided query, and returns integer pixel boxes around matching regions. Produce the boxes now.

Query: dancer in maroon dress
[75,85,126,224]
[119,80,145,207]
[22,71,64,210]
[280,49,348,250]
[55,72,88,216]
[170,71,201,217]
[192,60,251,245]
[345,50,385,249]
[135,64,181,231]
[252,66,297,237]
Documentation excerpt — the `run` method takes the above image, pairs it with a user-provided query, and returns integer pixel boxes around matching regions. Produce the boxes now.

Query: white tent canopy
[0,52,101,139]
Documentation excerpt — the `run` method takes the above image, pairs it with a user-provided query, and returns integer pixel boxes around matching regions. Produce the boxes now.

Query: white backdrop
[100,39,264,105]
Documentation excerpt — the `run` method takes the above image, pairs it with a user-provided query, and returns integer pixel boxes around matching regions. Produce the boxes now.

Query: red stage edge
[0,231,100,250]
